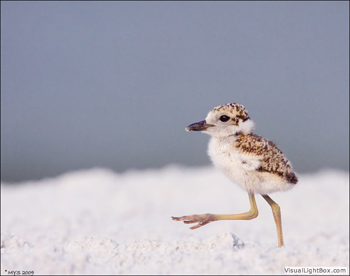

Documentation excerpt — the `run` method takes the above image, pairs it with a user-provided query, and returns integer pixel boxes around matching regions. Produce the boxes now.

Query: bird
[172,103,298,248]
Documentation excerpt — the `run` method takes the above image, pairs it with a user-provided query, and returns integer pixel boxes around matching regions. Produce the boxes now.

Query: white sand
[1,166,349,275]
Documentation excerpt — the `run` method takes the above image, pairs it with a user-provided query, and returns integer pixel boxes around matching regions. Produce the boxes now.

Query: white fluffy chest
[207,137,288,194]
[208,136,261,173]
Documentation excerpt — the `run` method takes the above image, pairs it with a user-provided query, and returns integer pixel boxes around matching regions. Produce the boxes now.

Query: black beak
[185,120,214,131]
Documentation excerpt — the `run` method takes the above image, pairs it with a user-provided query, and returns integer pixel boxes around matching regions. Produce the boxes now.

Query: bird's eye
[219,115,230,122]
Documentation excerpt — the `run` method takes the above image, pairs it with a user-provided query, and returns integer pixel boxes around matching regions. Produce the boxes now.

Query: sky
[1,1,349,182]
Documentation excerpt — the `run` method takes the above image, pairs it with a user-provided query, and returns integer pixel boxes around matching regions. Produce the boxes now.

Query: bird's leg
[172,192,258,230]
[262,194,284,248]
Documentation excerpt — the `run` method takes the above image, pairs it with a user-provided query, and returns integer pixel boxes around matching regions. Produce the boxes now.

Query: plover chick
[172,103,298,248]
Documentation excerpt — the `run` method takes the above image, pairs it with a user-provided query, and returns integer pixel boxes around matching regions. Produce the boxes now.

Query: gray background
[1,2,349,182]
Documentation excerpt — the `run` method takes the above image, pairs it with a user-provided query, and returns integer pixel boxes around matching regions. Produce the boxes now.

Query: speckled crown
[213,103,250,122]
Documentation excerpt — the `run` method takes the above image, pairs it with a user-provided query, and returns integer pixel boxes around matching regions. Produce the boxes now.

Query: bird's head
[186,103,255,138]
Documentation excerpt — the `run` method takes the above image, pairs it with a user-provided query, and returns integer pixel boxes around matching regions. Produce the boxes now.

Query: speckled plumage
[234,133,298,185]
[203,103,298,194]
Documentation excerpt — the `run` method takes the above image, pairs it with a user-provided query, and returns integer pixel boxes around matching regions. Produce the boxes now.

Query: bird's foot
[172,213,215,230]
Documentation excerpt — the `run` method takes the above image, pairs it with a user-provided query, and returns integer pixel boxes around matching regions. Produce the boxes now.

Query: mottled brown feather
[234,133,298,184]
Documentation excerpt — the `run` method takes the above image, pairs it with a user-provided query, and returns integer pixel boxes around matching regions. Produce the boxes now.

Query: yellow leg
[262,194,284,248]
[172,192,258,230]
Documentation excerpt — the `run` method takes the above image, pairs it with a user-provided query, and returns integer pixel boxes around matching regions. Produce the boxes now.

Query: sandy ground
[1,166,349,275]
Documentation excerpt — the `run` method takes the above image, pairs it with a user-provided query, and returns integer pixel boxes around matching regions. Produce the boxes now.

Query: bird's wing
[234,133,298,184]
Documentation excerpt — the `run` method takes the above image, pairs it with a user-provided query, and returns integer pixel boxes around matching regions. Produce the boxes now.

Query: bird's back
[234,133,298,184]
[208,133,298,194]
